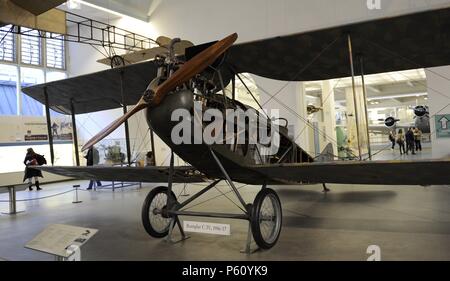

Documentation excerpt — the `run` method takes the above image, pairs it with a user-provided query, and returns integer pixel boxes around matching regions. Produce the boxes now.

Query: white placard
[183,221,230,236]
[25,224,98,258]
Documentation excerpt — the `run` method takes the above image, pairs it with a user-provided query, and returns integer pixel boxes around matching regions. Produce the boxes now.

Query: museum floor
[1,147,449,261]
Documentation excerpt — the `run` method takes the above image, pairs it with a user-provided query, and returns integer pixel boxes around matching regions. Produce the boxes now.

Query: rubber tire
[250,188,282,249]
[141,186,177,238]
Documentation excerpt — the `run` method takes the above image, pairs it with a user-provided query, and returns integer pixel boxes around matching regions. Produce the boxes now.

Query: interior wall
[251,75,306,146]
[426,66,450,158]
[149,0,450,45]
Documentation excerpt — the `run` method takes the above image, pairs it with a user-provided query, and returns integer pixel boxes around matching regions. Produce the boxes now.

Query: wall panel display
[0,116,72,143]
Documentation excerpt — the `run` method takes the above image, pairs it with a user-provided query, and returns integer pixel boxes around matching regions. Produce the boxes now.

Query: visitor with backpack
[23,148,46,191]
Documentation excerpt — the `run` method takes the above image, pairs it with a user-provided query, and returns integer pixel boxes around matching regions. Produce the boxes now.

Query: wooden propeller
[81,33,238,151]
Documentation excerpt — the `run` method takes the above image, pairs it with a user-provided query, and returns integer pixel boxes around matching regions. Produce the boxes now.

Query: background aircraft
[369,105,430,134]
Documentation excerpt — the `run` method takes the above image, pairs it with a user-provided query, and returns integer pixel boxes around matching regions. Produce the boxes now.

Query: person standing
[23,148,43,191]
[414,127,422,152]
[406,127,416,155]
[52,122,59,138]
[397,129,406,155]
[389,131,396,150]
[145,151,155,166]
[85,146,102,190]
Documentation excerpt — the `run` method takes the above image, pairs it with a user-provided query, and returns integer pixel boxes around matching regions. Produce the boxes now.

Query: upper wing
[21,60,159,115]
[226,7,450,81]
[248,159,450,185]
[37,166,206,183]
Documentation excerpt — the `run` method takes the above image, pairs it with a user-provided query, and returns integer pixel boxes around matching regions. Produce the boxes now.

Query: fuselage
[146,88,314,184]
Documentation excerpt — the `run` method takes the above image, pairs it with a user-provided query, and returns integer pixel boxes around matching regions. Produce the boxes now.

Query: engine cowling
[414,106,428,117]
[384,117,398,127]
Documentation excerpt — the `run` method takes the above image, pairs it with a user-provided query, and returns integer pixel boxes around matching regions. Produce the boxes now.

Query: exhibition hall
[1,0,450,266]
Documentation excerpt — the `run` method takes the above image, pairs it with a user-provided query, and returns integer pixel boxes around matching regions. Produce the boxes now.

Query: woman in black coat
[23,148,43,191]
[84,147,101,190]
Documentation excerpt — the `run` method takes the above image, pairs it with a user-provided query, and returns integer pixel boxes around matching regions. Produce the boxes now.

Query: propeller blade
[149,33,237,107]
[156,36,172,46]
[81,97,148,151]
[82,33,238,151]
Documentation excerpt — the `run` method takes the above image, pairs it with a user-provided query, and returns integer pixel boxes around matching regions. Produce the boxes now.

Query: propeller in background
[82,33,238,151]
[378,117,400,127]
[413,105,429,117]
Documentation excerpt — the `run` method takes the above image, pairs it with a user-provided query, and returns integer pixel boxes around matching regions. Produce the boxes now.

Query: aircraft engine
[384,117,399,127]
[414,106,428,117]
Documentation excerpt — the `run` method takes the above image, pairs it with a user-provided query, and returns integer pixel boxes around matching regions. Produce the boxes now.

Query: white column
[252,75,310,146]
[345,86,359,156]
[294,82,310,150]
[345,85,370,158]
[321,80,337,156]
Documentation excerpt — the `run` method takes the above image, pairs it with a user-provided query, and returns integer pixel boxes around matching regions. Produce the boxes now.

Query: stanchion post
[72,185,82,204]
[9,186,16,214]
[2,185,24,215]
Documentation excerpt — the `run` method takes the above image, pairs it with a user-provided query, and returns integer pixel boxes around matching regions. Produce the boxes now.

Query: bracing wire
[181,182,248,211]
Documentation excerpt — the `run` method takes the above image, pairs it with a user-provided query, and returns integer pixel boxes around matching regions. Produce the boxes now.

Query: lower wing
[248,159,450,185]
[37,166,206,183]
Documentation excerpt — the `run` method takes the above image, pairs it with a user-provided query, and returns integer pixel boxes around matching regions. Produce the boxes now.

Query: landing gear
[140,149,284,253]
[110,55,125,69]
[141,186,177,238]
[250,188,282,249]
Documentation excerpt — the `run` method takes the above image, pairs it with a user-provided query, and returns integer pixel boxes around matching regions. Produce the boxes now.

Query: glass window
[47,71,68,117]
[21,28,41,65]
[0,25,16,62]
[47,71,67,82]
[46,33,65,69]
[20,67,44,116]
[0,143,74,173]
[0,64,18,115]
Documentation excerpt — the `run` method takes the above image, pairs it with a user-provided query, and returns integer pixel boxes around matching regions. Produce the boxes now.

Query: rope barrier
[0,181,148,204]
[0,189,74,203]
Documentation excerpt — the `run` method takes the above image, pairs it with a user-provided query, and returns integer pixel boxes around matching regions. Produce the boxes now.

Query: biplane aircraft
[96,36,194,68]
[22,7,450,250]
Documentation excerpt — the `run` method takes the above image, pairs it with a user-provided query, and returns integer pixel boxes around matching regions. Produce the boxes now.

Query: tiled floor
[1,172,449,260]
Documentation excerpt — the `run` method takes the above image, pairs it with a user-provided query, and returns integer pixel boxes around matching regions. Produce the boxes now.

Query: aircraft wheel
[141,186,177,238]
[250,188,282,249]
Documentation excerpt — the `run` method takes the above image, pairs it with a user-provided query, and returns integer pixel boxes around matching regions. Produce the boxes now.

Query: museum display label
[25,224,98,258]
[183,221,231,236]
